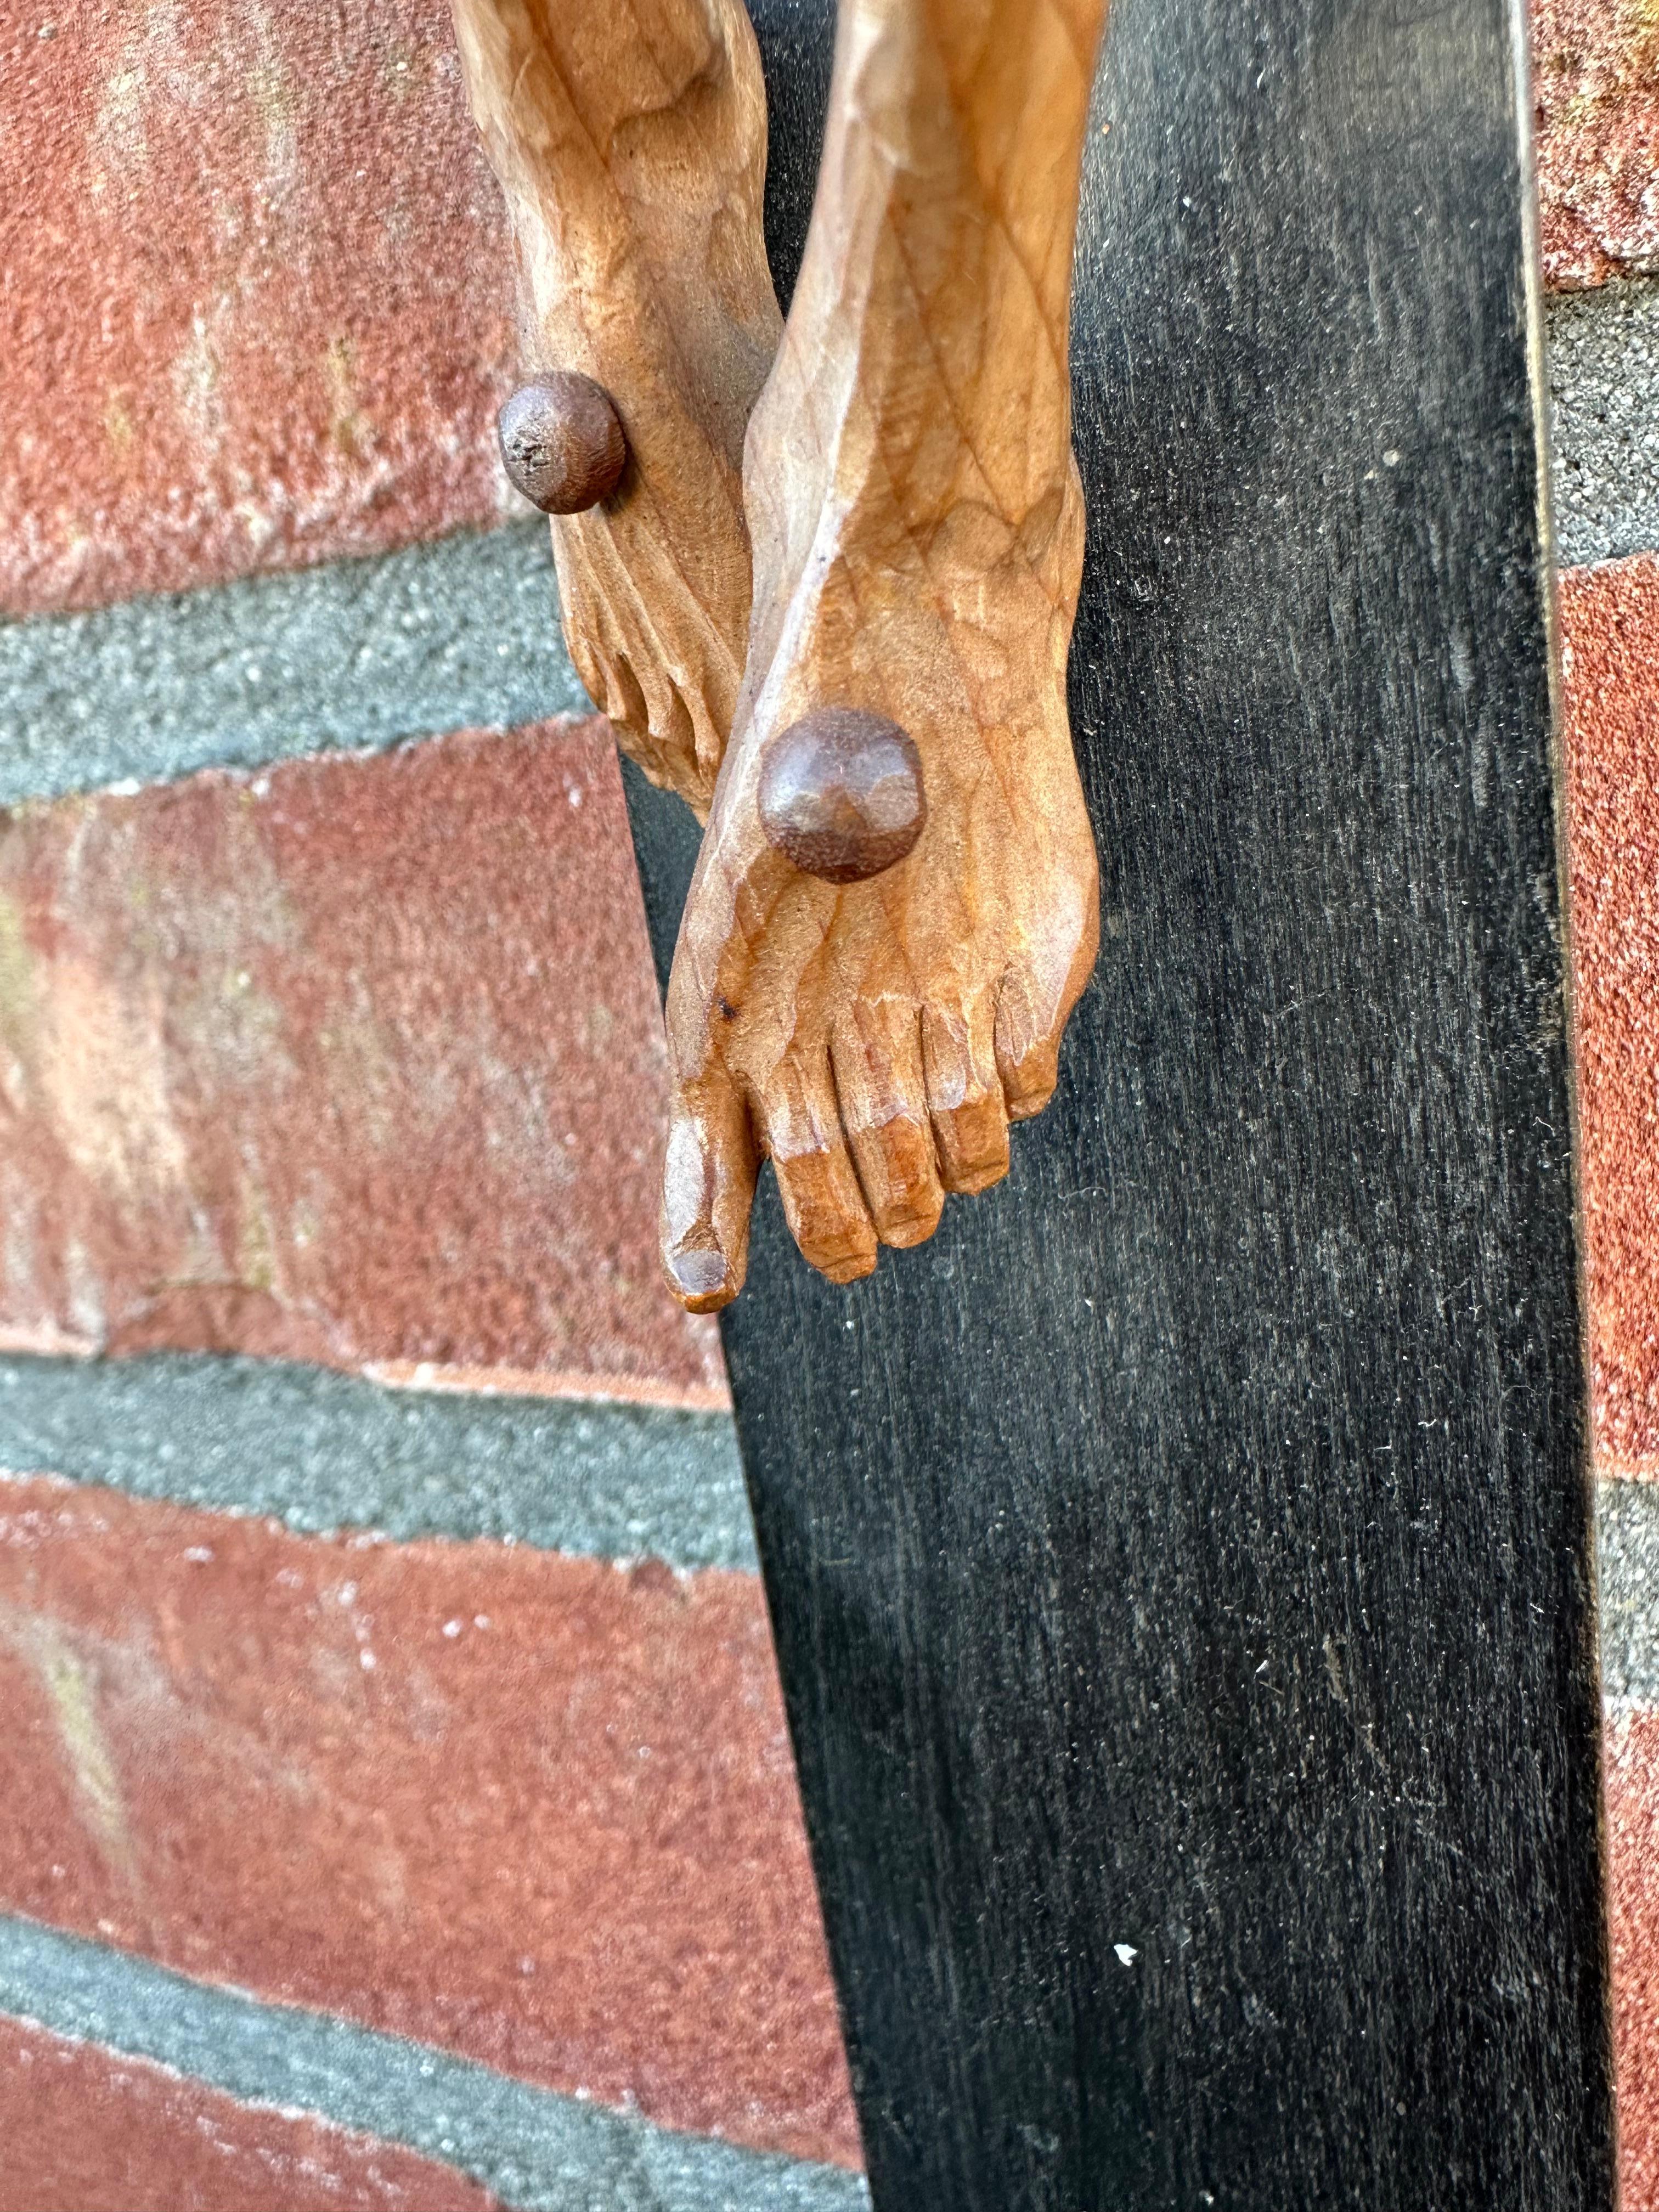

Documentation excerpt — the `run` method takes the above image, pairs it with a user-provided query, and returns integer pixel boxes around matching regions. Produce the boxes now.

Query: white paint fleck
[1114,1943,1138,1966]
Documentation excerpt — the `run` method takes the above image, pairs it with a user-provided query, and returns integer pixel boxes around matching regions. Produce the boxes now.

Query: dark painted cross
[624,1,1618,2202]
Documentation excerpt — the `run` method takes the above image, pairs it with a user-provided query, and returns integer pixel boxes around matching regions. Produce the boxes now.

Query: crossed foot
[454,0,1108,1308]
[451,0,779,815]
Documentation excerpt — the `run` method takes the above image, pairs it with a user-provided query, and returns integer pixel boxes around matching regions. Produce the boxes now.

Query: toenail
[666,1245,730,1302]
[498,374,628,514]
[757,708,926,884]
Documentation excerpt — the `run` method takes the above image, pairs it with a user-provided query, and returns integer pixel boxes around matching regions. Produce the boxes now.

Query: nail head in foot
[498,373,628,514]
[757,709,926,884]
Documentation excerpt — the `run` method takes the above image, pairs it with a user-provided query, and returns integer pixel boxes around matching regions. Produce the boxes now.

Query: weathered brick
[0,0,517,616]
[1561,557,1659,1478]
[0,2013,501,2212]
[1533,0,1659,288]
[0,1475,857,2169]
[0,720,724,1406]
[1606,1708,1659,2208]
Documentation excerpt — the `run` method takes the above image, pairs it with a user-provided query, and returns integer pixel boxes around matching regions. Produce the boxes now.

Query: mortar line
[0,1352,757,1575]
[0,1914,867,2212]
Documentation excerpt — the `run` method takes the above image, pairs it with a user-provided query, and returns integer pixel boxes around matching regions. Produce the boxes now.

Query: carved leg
[661,0,1107,1307]
[450,0,781,815]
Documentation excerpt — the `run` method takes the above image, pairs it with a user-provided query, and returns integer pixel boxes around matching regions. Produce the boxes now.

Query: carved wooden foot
[661,0,1108,1308]
[450,0,781,816]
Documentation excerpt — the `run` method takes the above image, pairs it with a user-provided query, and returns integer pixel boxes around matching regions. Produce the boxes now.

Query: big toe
[660,1077,758,1311]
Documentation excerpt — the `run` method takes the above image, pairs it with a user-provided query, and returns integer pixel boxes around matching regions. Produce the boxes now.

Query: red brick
[0,2014,499,2212]
[1606,1709,1659,2207]
[1561,559,1659,1478]
[1533,0,1659,289]
[0,1476,858,2169]
[0,720,724,1407]
[0,0,517,616]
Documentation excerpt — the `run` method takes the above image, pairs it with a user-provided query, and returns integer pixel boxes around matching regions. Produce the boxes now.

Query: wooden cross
[626,1,1618,2202]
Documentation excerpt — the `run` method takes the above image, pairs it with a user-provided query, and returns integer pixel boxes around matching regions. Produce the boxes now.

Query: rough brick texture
[1561,557,1659,1477]
[0,720,724,1406]
[0,1474,857,2168]
[1606,1709,1659,2209]
[0,2013,500,2212]
[1534,0,1659,288]
[0,0,517,617]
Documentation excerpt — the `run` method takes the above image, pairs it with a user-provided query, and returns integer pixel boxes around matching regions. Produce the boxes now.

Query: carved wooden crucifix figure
[661,0,1110,1307]
[452,0,1109,1305]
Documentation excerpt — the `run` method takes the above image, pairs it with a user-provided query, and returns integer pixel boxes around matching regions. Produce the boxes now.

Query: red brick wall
[0,2016,504,2212]
[0,1477,855,2166]
[1534,0,1659,287]
[1,0,1657,2203]
[0,720,721,1404]
[0,0,518,616]
[1564,557,1659,2208]
[1562,558,1659,1479]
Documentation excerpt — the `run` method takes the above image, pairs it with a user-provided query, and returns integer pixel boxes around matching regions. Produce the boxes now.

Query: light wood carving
[661,0,1109,1308]
[450,0,781,815]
